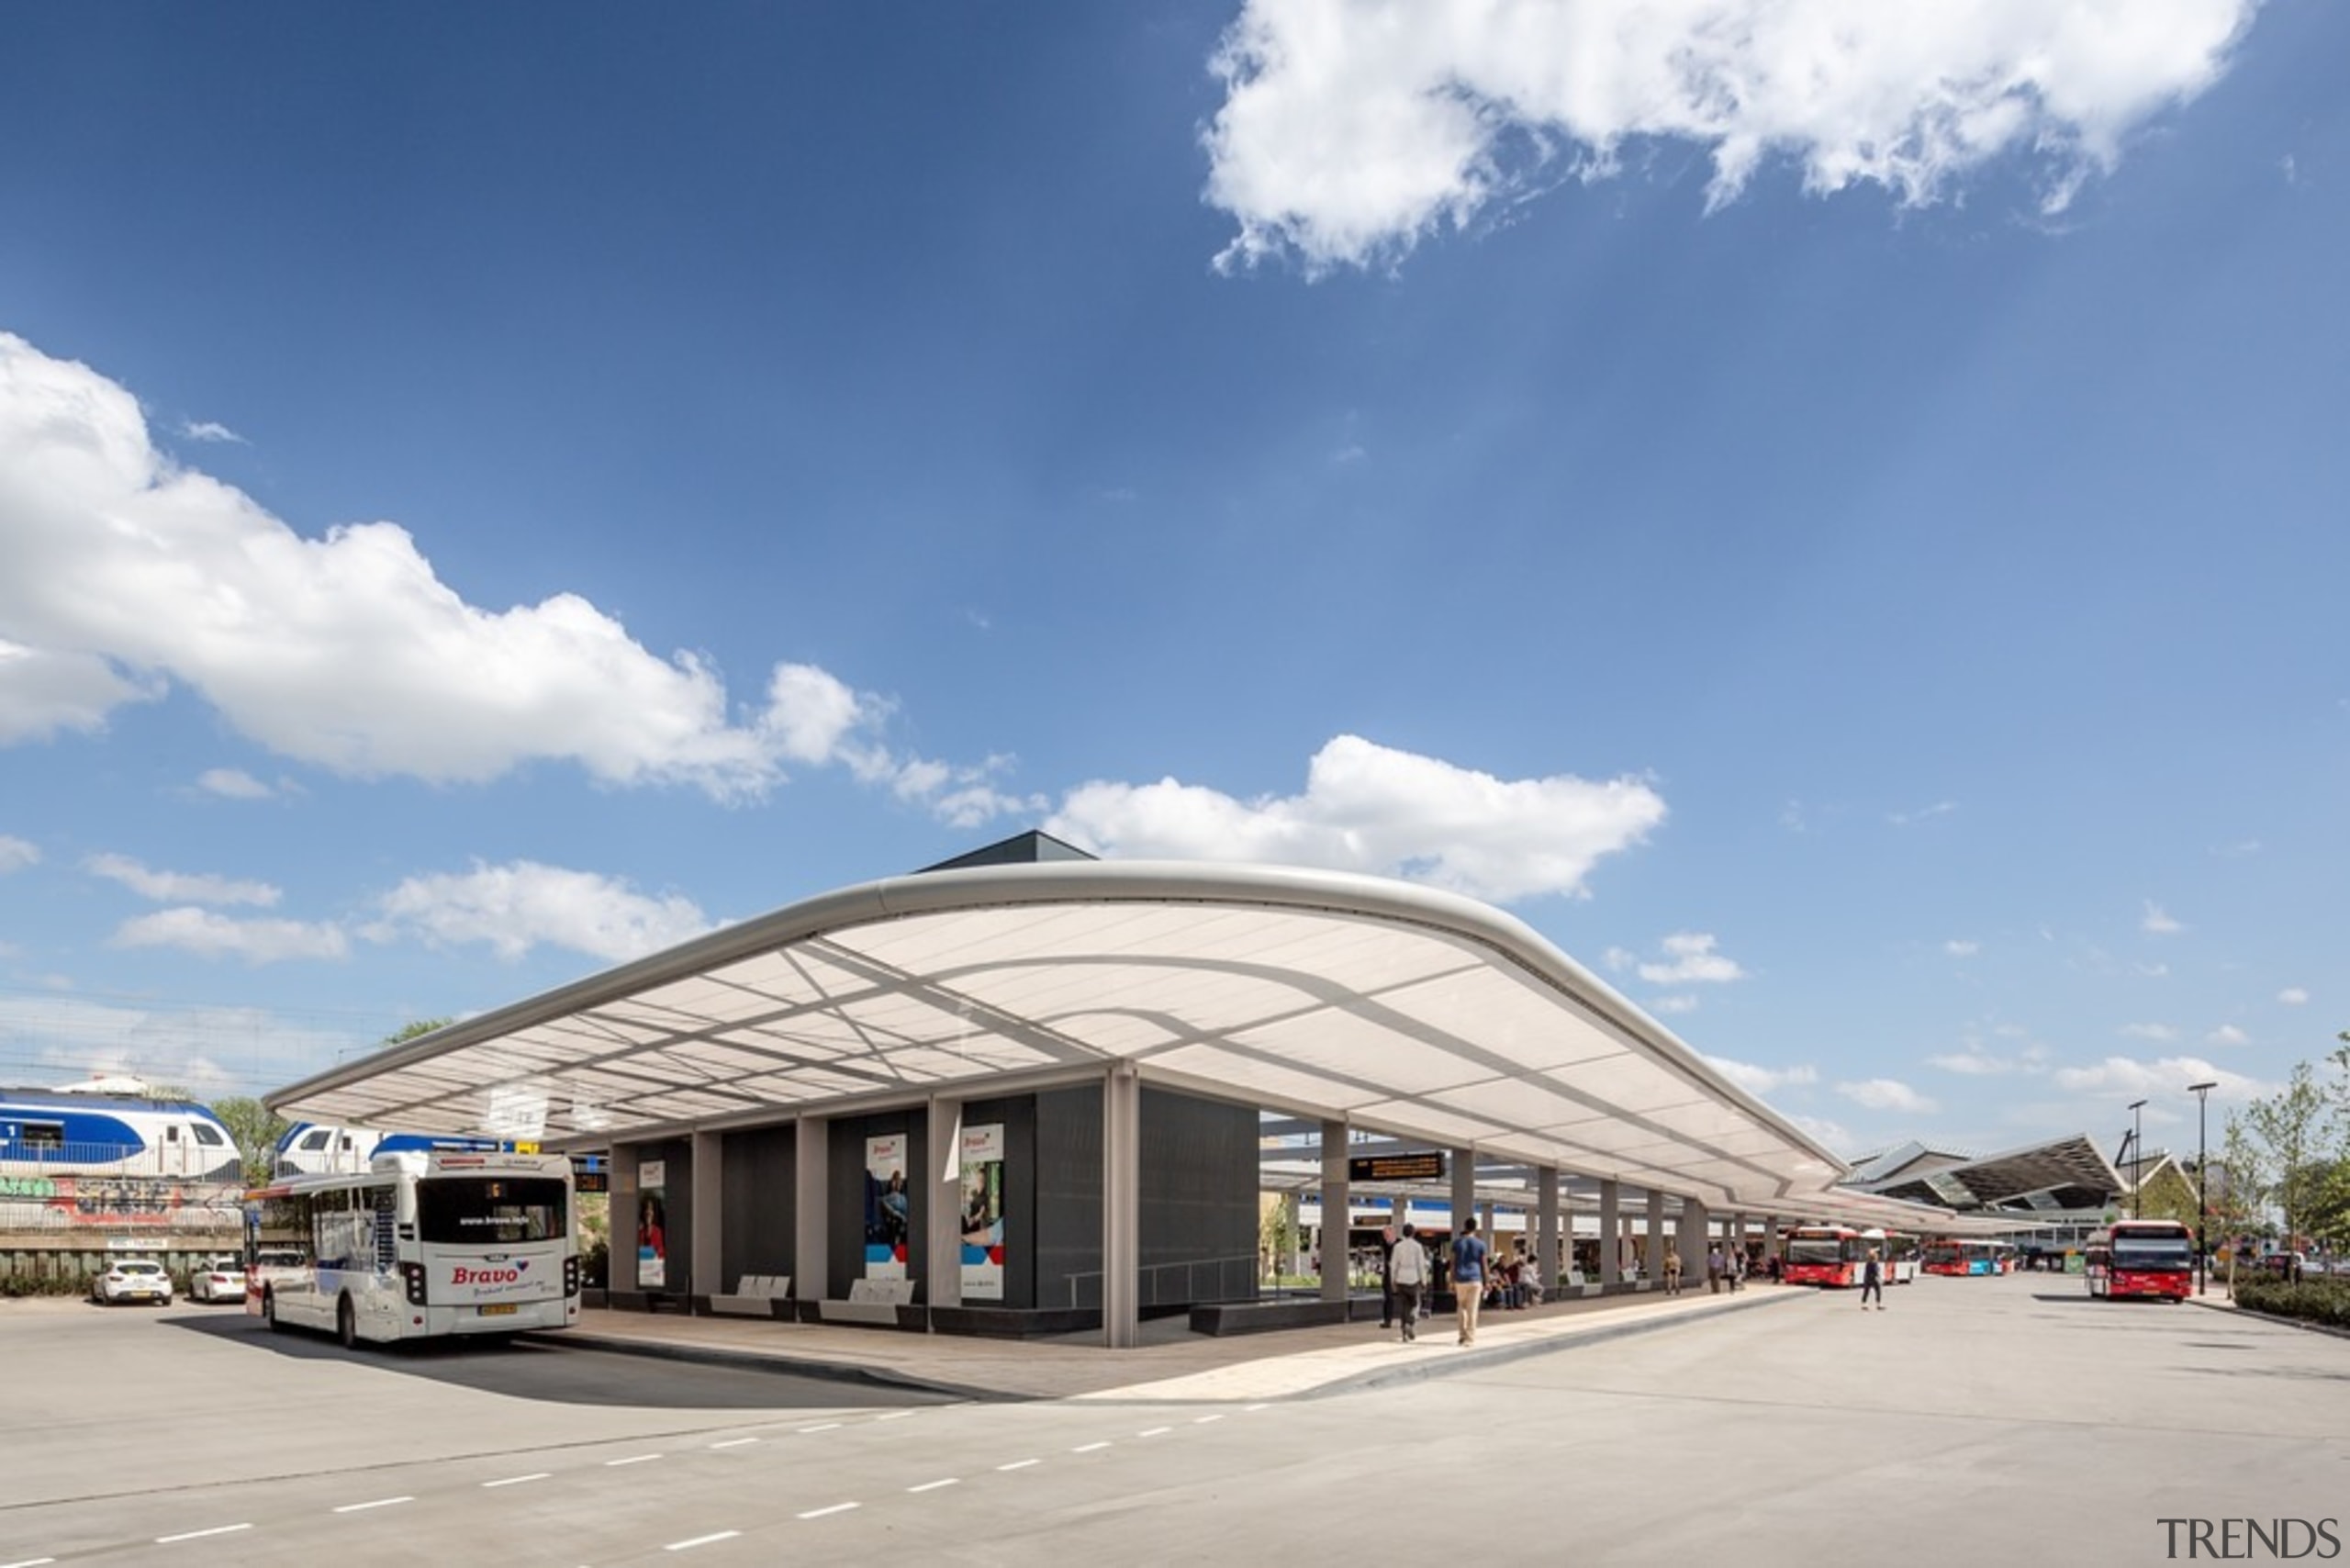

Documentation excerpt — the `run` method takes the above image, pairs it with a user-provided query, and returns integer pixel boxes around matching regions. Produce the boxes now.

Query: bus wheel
[337,1296,357,1350]
[263,1289,284,1333]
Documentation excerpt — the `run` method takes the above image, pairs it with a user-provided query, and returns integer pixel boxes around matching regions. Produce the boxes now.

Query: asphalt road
[5,1276,2344,1566]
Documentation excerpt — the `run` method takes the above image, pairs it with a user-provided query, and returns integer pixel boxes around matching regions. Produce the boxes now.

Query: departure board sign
[1348,1151,1447,1182]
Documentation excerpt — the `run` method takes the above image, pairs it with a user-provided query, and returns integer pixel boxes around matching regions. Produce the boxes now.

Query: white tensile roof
[270,860,1873,1215]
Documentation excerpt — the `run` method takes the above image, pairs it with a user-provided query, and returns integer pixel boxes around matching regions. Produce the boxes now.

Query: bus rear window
[416,1177,567,1246]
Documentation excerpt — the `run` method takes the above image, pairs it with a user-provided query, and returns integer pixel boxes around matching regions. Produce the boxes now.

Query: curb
[521,1329,1009,1403]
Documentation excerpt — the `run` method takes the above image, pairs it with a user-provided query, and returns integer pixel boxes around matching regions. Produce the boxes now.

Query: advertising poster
[863,1134,909,1281]
[637,1158,667,1289]
[959,1123,1005,1301]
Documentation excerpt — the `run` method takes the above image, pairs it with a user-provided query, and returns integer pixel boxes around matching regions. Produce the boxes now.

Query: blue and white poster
[959,1123,1004,1301]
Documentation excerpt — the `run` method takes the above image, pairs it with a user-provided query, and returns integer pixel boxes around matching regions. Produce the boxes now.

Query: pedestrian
[1662,1246,1684,1297]
[1707,1242,1726,1294]
[1390,1223,1428,1342]
[1378,1224,1398,1330]
[1859,1245,1885,1309]
[1452,1218,1490,1345]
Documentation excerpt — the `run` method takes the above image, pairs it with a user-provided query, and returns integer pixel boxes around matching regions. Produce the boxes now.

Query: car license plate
[478,1303,518,1316]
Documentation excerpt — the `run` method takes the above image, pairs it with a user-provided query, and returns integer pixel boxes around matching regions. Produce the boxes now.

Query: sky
[1,1,2343,1167]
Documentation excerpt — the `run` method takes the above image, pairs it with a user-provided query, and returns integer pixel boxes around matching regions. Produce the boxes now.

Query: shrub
[2233,1273,2350,1330]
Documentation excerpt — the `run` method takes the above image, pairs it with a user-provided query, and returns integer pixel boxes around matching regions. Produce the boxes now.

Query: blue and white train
[0,1085,242,1181]
[271,1123,512,1178]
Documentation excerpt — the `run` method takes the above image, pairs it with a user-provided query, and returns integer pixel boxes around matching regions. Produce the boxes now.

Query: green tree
[210,1096,289,1185]
[2244,1060,2332,1251]
[381,1018,452,1048]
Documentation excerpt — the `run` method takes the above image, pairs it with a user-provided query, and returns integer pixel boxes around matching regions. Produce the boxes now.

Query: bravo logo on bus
[444,1257,550,1298]
[451,1264,525,1286]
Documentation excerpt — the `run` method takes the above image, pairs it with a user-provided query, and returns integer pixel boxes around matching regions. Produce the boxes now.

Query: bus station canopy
[270,860,1859,1215]
[1847,1136,2125,1214]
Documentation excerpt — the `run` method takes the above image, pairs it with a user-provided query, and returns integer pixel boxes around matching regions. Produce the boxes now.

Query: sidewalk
[537,1282,1803,1405]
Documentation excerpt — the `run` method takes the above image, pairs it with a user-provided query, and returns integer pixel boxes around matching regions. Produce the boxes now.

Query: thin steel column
[1537,1167,1561,1293]
[1598,1179,1621,1286]
[794,1115,829,1309]
[1102,1065,1141,1348]
[1321,1119,1350,1304]
[926,1096,963,1313]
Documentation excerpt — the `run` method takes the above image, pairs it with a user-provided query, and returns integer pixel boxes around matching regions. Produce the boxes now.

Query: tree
[381,1018,452,1048]
[210,1096,288,1185]
[2244,1060,2332,1251]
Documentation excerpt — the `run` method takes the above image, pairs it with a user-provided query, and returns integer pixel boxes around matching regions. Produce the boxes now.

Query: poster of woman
[959,1123,1004,1301]
[863,1134,909,1281]
[637,1159,667,1290]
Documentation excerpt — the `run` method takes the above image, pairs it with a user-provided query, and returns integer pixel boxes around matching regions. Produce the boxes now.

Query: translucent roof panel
[267,861,1852,1211]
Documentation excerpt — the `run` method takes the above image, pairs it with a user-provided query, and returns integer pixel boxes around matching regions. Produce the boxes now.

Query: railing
[1064,1252,1262,1311]
[2,1140,242,1180]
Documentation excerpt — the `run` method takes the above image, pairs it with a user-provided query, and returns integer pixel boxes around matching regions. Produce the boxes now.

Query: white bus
[247,1148,579,1347]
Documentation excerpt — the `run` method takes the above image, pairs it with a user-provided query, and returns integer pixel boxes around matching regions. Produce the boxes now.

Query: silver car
[89,1259,173,1306]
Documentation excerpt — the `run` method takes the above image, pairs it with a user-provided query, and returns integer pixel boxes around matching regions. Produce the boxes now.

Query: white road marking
[875,1410,917,1421]
[907,1478,958,1493]
[665,1531,740,1551]
[1192,1414,1224,1424]
[796,1422,842,1434]
[710,1438,758,1449]
[156,1525,251,1543]
[1137,1427,1171,1438]
[1071,1441,1111,1453]
[995,1458,1040,1471]
[3,1556,58,1566]
[606,1453,664,1466]
[797,1502,859,1519]
[483,1472,551,1487]
[1245,1403,1270,1411]
[333,1496,413,1513]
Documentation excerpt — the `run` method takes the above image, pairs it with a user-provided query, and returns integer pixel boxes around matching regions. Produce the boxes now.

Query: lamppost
[2128,1099,2147,1218]
[2188,1081,2217,1296]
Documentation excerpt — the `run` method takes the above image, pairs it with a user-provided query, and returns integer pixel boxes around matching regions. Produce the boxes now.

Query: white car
[90,1259,173,1306]
[188,1256,247,1304]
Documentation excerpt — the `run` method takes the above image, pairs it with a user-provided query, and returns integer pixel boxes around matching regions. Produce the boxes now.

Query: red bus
[2086,1220,2193,1302]
[1781,1226,1915,1288]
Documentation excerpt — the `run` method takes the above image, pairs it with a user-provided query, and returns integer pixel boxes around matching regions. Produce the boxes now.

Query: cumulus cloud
[2141,901,2185,935]
[2121,1022,2177,1042]
[364,860,716,963]
[1888,801,1957,826]
[1631,932,1746,985]
[1704,1056,1817,1096]
[1648,993,1698,1015]
[2053,1055,2263,1099]
[1944,938,1980,958]
[1203,0,2257,271]
[1835,1078,1937,1114]
[2205,1024,2249,1048]
[0,834,38,873]
[180,420,244,444]
[110,908,349,963]
[196,767,275,800]
[85,852,279,907]
[0,331,1020,823]
[1047,734,1664,903]
[2277,987,2308,1006]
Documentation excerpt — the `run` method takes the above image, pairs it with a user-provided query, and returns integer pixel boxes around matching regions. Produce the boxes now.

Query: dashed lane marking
[606,1454,664,1466]
[795,1422,842,1434]
[797,1503,859,1520]
[710,1438,758,1449]
[995,1459,1040,1472]
[483,1473,551,1488]
[665,1531,740,1551]
[332,1496,414,1513]
[907,1478,959,1493]
[1071,1441,1111,1453]
[156,1525,251,1544]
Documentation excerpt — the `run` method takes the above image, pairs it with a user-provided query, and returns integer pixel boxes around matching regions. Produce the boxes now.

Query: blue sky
[1,1,2342,1164]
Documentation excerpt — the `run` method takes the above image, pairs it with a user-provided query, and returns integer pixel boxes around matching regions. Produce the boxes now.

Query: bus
[2086,1219,2193,1302]
[1922,1238,2007,1276]
[1781,1226,1914,1287]
[247,1148,579,1347]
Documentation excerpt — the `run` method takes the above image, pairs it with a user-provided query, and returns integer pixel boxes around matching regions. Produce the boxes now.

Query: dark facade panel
[720,1124,796,1291]
[1138,1088,1258,1308]
[1035,1084,1103,1310]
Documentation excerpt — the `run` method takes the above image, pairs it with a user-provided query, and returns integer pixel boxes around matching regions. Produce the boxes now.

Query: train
[0,1082,243,1182]
[271,1122,516,1177]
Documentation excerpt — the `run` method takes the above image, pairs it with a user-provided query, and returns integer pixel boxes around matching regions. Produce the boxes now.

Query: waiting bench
[817,1276,916,1326]
[708,1274,792,1317]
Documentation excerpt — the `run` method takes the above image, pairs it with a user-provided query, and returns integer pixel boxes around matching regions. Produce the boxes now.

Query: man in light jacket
[1389,1223,1428,1342]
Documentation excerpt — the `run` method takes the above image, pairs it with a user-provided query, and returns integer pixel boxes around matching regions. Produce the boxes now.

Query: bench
[708,1273,792,1317]
[818,1276,916,1326]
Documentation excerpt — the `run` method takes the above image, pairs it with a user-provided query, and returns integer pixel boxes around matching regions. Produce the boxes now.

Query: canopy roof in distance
[270,858,1856,1214]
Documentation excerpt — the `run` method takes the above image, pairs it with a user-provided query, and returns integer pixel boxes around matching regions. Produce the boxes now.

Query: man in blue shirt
[1452,1217,1490,1345]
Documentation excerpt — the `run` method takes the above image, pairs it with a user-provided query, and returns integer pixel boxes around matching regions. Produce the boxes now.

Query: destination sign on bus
[1347,1152,1447,1182]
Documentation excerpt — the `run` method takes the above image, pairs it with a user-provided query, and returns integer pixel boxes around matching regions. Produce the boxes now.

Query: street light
[2188,1081,2218,1296]
[2128,1100,2147,1218]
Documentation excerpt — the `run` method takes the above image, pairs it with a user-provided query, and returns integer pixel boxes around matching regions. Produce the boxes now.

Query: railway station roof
[1844,1135,2124,1214]
[271,857,1859,1214]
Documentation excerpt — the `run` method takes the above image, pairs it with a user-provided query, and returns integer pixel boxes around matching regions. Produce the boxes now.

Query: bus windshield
[2111,1235,2191,1271]
[417,1177,567,1246]
[1787,1238,1844,1264]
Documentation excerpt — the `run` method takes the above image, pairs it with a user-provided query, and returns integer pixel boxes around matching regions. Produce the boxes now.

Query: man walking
[1452,1217,1490,1345]
[1390,1223,1428,1342]
[1859,1246,1886,1310]
[1378,1224,1398,1330]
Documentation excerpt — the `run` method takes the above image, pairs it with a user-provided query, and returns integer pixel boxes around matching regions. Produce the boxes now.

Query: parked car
[187,1255,247,1304]
[89,1259,173,1306]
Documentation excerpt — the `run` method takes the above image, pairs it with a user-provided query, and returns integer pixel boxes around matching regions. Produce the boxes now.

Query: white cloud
[1834,1078,1937,1114]
[1203,0,2256,271]
[364,860,715,963]
[1633,932,1746,985]
[1047,734,1665,903]
[1943,938,1979,958]
[2121,1023,2177,1042]
[1888,801,1956,826]
[2205,1025,2249,1048]
[1649,993,1698,1015]
[0,991,373,1097]
[2053,1055,2263,1100]
[2277,987,2308,1006]
[1786,1112,1855,1154]
[196,767,275,800]
[2141,901,2185,935]
[85,852,279,908]
[1928,1051,2014,1076]
[180,420,245,444]
[1705,1056,1816,1096]
[110,907,348,963]
[0,834,38,873]
[0,331,1020,824]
